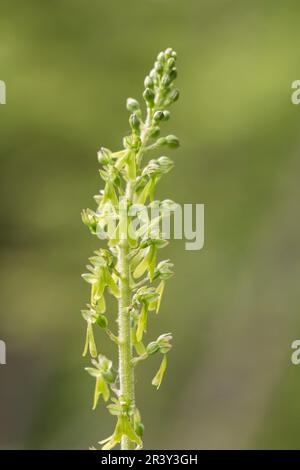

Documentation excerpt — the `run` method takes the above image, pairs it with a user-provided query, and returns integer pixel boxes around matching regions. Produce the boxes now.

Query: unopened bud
[96,314,108,329]
[161,74,171,87]
[148,126,160,138]
[97,147,112,165]
[126,97,140,112]
[135,422,145,438]
[165,47,173,58]
[143,88,155,107]
[142,160,160,177]
[129,113,141,132]
[167,58,176,69]
[156,137,167,146]
[157,156,174,173]
[162,110,170,121]
[144,76,154,89]
[157,333,172,353]
[157,51,165,63]
[149,69,156,80]
[146,341,160,355]
[153,110,164,123]
[166,135,180,148]
[169,68,177,81]
[167,89,180,104]
[154,61,163,74]
[153,110,170,123]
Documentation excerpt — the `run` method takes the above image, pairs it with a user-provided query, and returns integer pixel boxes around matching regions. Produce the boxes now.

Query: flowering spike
[81,48,179,449]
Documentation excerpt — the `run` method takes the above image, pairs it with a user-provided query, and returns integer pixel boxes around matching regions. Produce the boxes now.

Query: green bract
[81,47,179,450]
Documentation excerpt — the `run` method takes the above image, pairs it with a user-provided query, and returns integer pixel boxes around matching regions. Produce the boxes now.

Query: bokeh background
[1,0,300,449]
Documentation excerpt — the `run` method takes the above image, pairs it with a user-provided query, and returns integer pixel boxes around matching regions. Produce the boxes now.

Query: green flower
[81,249,120,319]
[81,208,98,235]
[133,287,159,342]
[146,333,172,356]
[154,259,174,280]
[156,333,173,353]
[85,355,114,409]
[99,414,142,450]
[133,239,168,281]
[152,354,167,390]
[81,307,98,358]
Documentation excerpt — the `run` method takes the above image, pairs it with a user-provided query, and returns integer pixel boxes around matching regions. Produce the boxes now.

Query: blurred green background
[1,0,300,449]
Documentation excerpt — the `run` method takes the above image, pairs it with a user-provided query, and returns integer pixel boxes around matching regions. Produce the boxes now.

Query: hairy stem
[116,63,173,450]
[117,116,152,450]
[118,239,135,450]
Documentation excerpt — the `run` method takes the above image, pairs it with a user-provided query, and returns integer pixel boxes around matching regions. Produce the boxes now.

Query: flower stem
[117,108,154,450]
[118,239,135,450]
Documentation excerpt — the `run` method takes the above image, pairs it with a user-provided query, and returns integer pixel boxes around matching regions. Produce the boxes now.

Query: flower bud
[162,110,170,121]
[169,68,177,81]
[155,259,174,280]
[154,61,163,74]
[157,156,174,173]
[96,314,108,329]
[129,113,141,132]
[146,341,160,355]
[142,160,160,177]
[157,51,165,63]
[154,110,170,122]
[149,69,156,80]
[153,110,164,123]
[148,126,160,138]
[157,333,172,353]
[143,88,155,107]
[156,137,167,146]
[97,147,112,165]
[134,422,145,438]
[144,76,154,89]
[126,97,140,112]
[81,209,98,233]
[165,47,173,58]
[165,135,180,148]
[167,57,176,69]
[167,89,180,104]
[161,74,171,87]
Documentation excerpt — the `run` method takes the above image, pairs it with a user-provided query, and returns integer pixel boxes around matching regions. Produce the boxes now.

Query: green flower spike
[81,47,180,449]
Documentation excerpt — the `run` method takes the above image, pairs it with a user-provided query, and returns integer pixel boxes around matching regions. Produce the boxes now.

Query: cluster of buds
[126,47,180,149]
[81,48,179,450]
